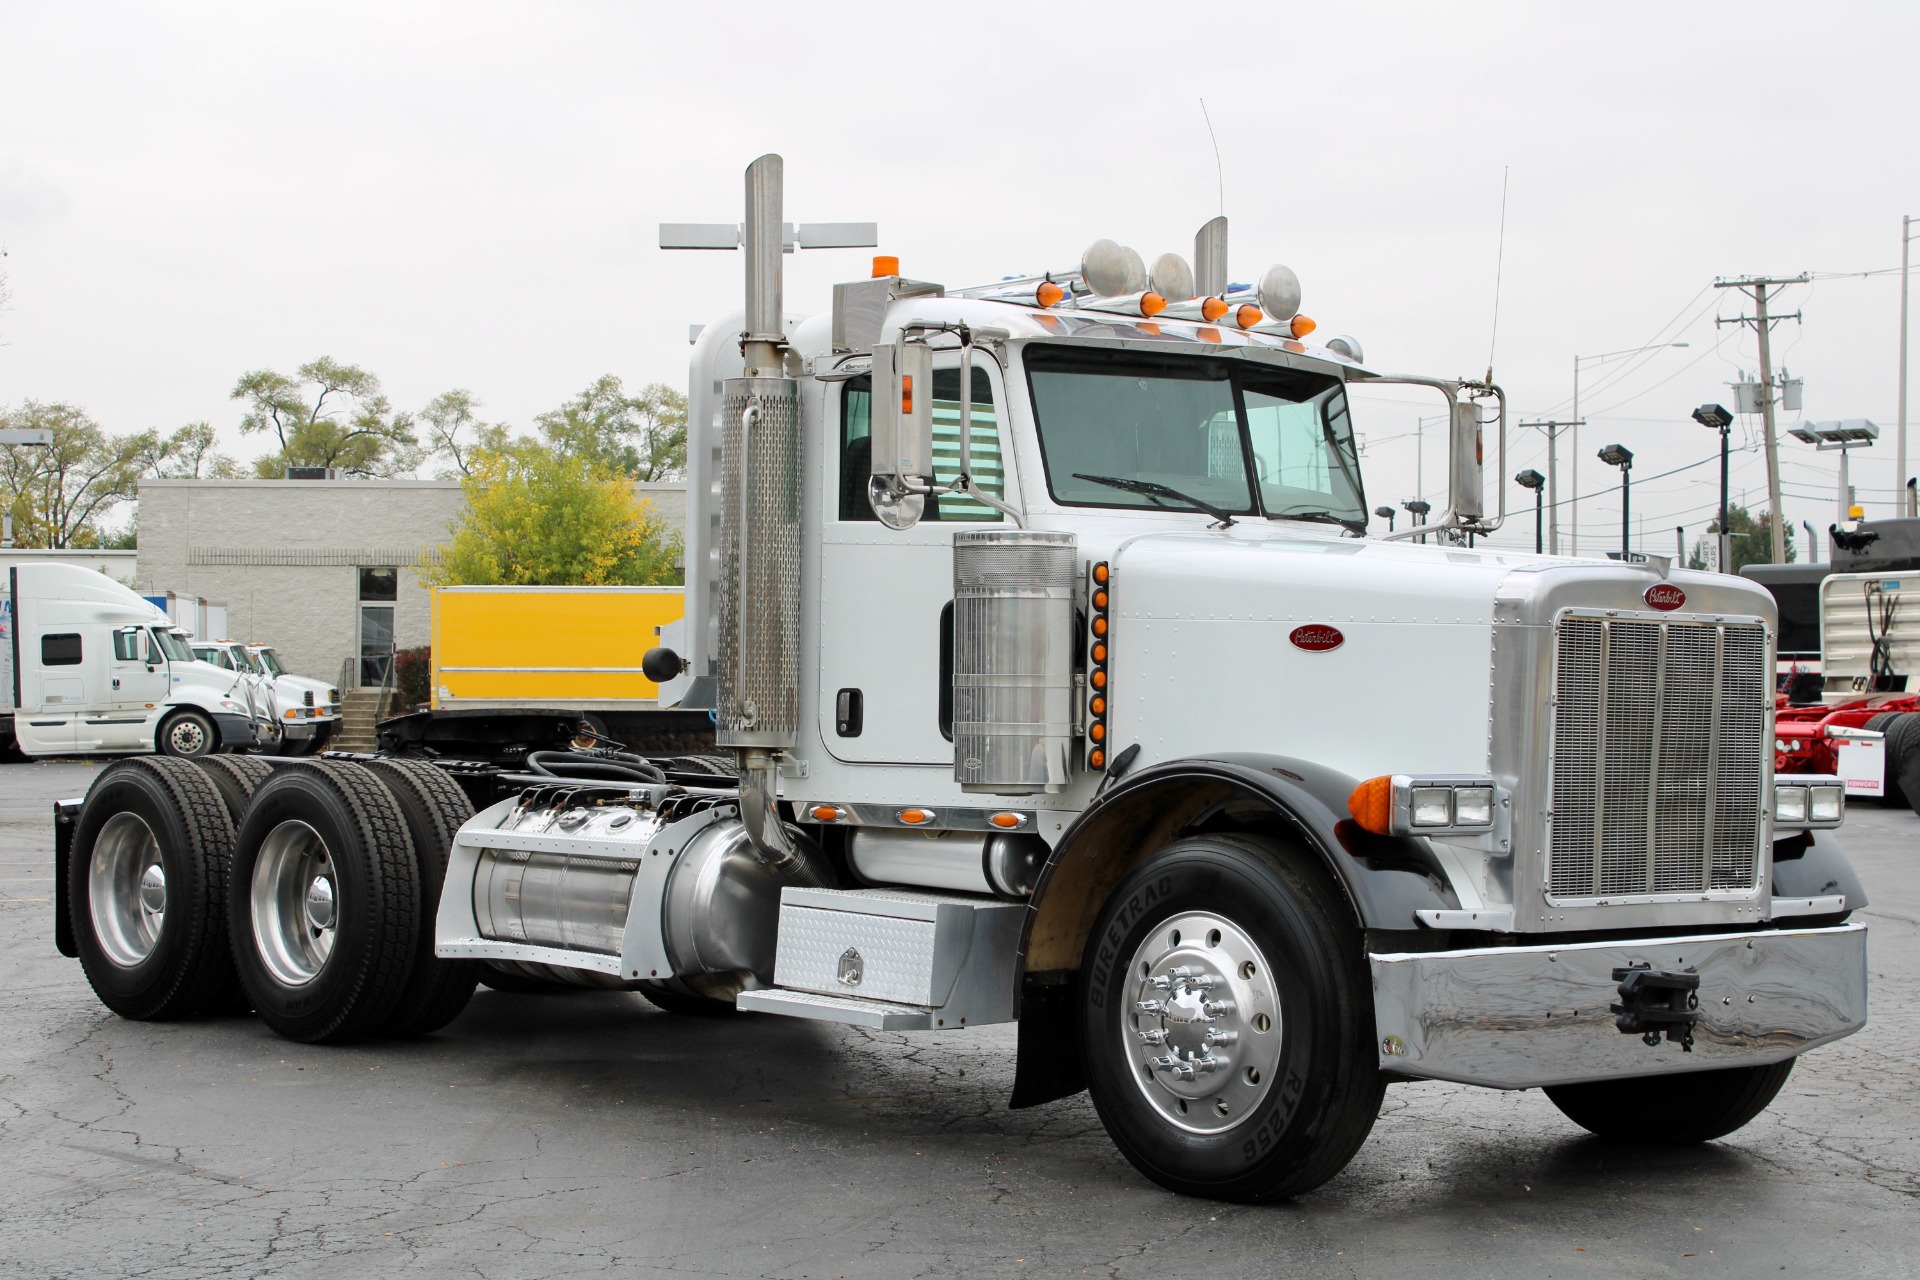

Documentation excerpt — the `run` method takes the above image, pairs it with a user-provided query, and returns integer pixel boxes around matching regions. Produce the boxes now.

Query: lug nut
[1204,1027,1238,1047]
[1138,1028,1167,1045]
[1135,999,1164,1014]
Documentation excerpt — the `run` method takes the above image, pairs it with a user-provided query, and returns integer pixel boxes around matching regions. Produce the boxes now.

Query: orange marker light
[897,808,935,826]
[1141,292,1168,317]
[900,374,913,414]
[989,812,1026,830]
[1093,563,1110,584]
[1036,280,1065,307]
[1234,304,1264,329]
[1090,696,1106,716]
[1348,776,1394,836]
[1089,749,1106,770]
[810,805,844,823]
[1091,642,1107,663]
[872,255,899,278]
[1093,589,1108,610]
[1089,722,1106,742]
[1092,616,1108,636]
[1091,669,1107,689]
[1291,314,1318,339]
[1201,297,1229,322]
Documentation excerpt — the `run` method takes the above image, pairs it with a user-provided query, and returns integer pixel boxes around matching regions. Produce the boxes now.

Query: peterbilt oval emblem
[1644,583,1687,612]
[1289,625,1345,652]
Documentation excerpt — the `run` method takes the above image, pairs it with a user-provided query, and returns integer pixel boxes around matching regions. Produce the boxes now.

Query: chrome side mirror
[1449,399,1485,523]
[868,340,933,529]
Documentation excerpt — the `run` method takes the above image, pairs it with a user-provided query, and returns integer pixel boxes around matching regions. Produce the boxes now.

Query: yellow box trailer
[429,586,685,709]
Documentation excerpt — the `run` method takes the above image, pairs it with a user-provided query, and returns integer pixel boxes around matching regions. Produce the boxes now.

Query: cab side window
[839,367,1003,522]
[42,633,82,666]
[115,631,142,662]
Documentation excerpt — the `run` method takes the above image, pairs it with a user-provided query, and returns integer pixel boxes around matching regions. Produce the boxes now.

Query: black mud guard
[54,797,82,958]
[1009,753,1463,1109]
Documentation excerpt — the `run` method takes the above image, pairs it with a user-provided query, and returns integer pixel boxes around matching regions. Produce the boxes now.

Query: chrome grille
[1547,615,1768,900]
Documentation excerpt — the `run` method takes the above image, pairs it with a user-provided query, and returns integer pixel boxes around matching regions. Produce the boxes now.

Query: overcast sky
[2,1,1916,556]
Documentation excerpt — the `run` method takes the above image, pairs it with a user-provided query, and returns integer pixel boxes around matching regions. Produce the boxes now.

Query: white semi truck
[5,563,259,758]
[55,156,1868,1202]
[190,640,342,755]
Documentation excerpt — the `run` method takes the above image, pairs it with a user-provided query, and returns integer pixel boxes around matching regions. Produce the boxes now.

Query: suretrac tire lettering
[1087,874,1171,1011]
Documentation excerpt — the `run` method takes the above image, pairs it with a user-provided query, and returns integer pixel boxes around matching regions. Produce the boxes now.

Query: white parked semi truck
[6,563,259,758]
[190,640,342,755]
[55,156,1868,1202]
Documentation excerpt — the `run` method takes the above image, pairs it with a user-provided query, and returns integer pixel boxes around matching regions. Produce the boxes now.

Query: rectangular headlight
[1410,788,1454,827]
[1454,786,1495,826]
[1809,785,1844,823]
[1774,785,1807,824]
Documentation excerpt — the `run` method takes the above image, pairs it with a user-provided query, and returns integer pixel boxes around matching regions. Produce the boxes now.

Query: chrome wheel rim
[251,819,337,986]
[1122,910,1283,1135]
[89,811,167,967]
[167,717,208,755]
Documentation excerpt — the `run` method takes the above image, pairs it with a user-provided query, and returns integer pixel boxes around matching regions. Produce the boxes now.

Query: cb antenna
[1199,99,1225,217]
[1486,165,1510,386]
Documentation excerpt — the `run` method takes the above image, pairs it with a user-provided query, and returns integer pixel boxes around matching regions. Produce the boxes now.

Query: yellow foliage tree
[423,442,682,586]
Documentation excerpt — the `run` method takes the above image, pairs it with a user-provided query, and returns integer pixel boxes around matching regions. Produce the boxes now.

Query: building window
[358,566,398,602]
[42,633,83,666]
[359,565,398,685]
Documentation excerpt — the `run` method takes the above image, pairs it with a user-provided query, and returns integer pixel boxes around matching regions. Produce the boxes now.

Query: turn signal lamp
[1290,314,1317,339]
[872,255,899,278]
[1349,775,1501,836]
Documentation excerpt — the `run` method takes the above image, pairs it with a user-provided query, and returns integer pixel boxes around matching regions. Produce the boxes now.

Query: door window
[839,367,1003,522]
[359,566,398,686]
[116,630,144,662]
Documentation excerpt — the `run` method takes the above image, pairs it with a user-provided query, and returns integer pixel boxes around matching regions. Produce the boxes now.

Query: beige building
[137,477,685,688]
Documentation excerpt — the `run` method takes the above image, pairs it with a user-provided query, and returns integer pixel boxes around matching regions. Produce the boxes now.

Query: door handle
[112,678,121,690]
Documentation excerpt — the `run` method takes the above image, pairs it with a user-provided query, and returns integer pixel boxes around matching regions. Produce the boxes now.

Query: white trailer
[5,563,257,757]
[56,155,1868,1204]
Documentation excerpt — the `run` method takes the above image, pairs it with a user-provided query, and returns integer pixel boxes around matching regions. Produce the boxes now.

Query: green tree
[0,401,147,547]
[1692,503,1795,571]
[420,389,511,478]
[134,421,238,479]
[231,356,420,477]
[535,375,687,481]
[423,441,682,586]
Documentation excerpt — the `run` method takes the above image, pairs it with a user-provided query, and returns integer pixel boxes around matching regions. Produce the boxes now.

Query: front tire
[1545,1059,1795,1144]
[1079,834,1384,1202]
[157,709,217,758]
[229,761,420,1043]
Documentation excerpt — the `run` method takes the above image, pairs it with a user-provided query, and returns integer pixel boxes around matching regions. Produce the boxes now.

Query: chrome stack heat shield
[952,529,1077,794]
[714,376,802,750]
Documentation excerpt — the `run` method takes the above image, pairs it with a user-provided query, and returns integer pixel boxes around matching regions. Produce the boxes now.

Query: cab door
[817,358,1015,764]
[97,626,168,748]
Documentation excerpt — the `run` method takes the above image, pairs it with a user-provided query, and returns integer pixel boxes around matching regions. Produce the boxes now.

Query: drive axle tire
[69,758,240,1020]
[1079,834,1384,1202]
[229,761,420,1043]
[194,755,274,826]
[1545,1059,1795,1144]
[157,709,218,759]
[363,758,482,1037]
[1864,713,1907,805]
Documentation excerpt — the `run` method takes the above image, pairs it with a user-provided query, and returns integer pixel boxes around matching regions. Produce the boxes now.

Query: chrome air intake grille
[1547,614,1768,901]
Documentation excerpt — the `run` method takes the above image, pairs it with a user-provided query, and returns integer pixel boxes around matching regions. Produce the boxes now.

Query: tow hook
[1610,964,1700,1052]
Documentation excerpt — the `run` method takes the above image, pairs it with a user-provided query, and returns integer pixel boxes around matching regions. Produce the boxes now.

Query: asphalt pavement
[2,758,1915,1278]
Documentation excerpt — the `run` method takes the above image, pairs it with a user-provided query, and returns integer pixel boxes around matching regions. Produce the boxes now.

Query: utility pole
[1519,418,1582,554]
[1716,274,1809,562]
[1900,216,1915,511]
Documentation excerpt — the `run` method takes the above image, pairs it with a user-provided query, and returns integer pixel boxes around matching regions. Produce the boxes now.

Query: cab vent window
[42,633,82,666]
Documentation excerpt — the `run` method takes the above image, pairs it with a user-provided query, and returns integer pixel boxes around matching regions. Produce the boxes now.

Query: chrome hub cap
[1124,911,1282,1134]
[251,820,337,986]
[89,812,167,967]
[168,719,207,754]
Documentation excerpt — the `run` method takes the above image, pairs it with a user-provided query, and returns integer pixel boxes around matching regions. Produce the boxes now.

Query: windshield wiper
[1271,507,1367,536]
[1072,473,1239,528]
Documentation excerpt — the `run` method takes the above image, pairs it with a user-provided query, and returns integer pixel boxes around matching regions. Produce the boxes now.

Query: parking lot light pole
[1515,469,1545,553]
[1373,504,1396,533]
[1598,443,1634,557]
[1692,404,1734,572]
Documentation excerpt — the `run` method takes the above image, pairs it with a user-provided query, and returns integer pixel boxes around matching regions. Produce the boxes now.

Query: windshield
[253,648,284,676]
[1025,345,1365,525]
[150,628,196,663]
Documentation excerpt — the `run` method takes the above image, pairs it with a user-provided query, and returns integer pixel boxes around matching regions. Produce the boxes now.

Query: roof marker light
[1290,314,1317,339]
[1036,280,1066,307]
[872,255,899,278]
[1201,297,1229,322]
[1233,304,1264,329]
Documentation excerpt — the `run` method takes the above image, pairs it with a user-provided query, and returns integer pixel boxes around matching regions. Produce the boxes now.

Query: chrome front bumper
[1370,923,1867,1088]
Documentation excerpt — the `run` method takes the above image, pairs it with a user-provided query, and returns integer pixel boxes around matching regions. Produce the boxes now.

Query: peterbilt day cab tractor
[55,156,1868,1203]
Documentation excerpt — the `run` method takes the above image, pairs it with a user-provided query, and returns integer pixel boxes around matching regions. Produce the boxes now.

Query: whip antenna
[1486,165,1510,385]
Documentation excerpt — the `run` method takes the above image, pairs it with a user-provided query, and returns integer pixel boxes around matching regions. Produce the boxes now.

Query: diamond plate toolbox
[768,887,1024,1025]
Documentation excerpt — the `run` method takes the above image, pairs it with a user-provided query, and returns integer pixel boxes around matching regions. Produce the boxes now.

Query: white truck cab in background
[191,640,341,755]
[3,563,256,758]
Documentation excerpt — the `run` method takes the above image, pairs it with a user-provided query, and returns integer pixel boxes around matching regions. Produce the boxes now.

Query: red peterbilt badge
[1644,583,1686,611]
[1289,625,1345,652]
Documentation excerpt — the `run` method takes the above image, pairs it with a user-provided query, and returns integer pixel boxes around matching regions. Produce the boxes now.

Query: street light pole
[1901,215,1915,511]
[1515,469,1545,553]
[1691,404,1734,572]
[1598,444,1634,558]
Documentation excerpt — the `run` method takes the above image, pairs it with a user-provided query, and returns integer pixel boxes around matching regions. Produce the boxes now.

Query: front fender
[1009,753,1462,1108]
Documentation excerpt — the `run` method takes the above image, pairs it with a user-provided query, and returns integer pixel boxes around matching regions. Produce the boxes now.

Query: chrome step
[737,988,933,1029]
